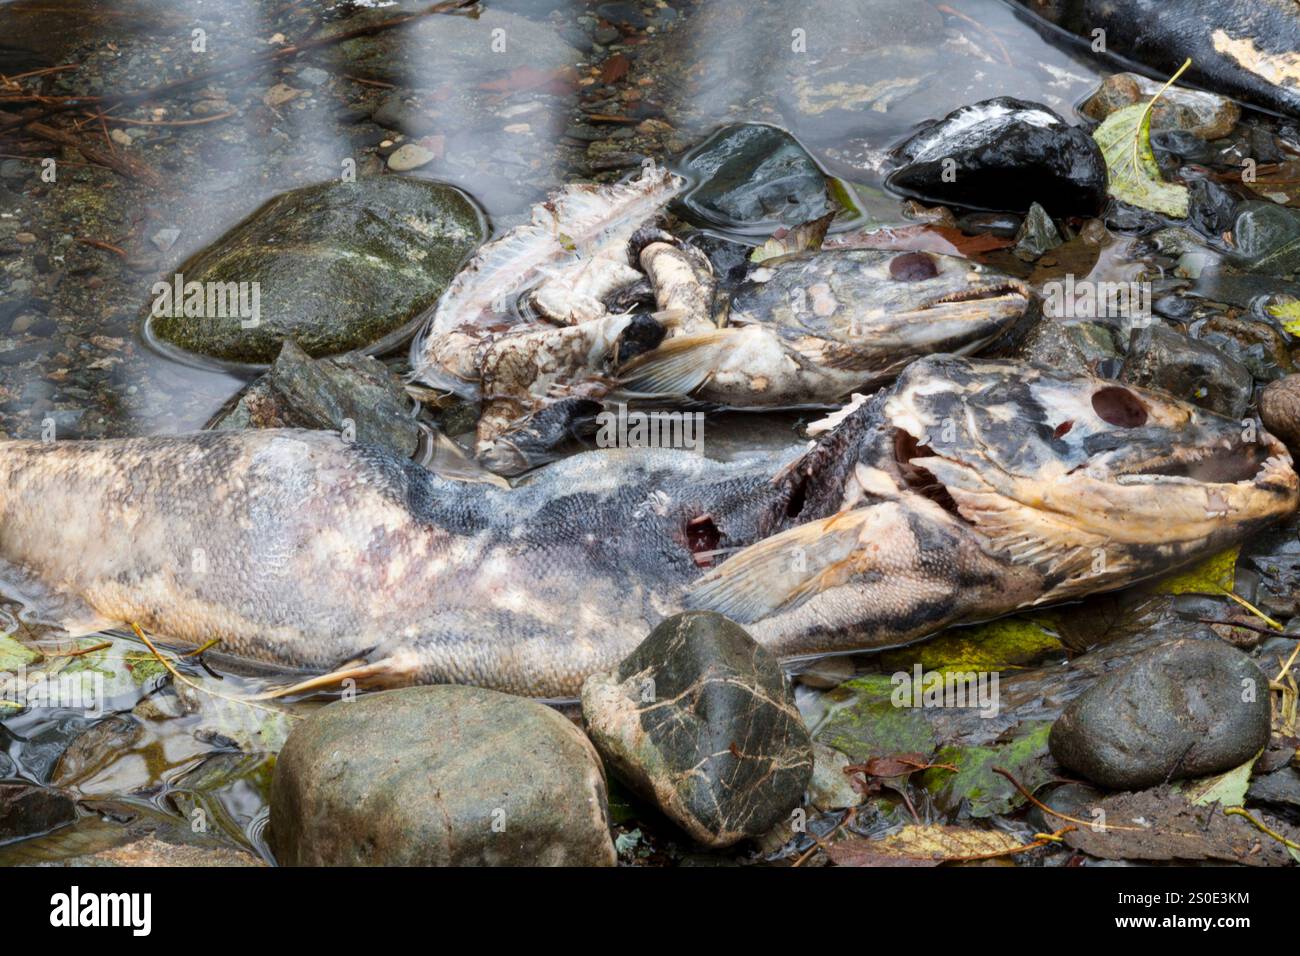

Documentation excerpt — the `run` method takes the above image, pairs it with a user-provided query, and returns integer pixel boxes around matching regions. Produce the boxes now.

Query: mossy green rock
[269,685,616,866]
[149,176,485,365]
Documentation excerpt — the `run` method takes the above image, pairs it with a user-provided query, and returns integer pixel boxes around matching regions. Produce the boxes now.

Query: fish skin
[1010,0,1300,118]
[1,358,1293,698]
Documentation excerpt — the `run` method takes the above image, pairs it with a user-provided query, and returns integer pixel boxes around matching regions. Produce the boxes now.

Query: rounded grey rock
[1049,638,1271,791]
[269,685,616,866]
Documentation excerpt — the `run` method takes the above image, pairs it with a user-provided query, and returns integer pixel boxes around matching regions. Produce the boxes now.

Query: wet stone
[0,783,76,843]
[207,340,422,460]
[371,93,435,136]
[1259,374,1300,455]
[1231,201,1300,276]
[1079,73,1240,141]
[269,686,616,866]
[886,97,1108,216]
[581,612,814,848]
[808,742,864,811]
[1187,178,1253,241]
[1012,202,1062,261]
[1049,638,1271,790]
[148,176,485,365]
[1119,322,1253,419]
[386,143,436,172]
[1017,318,1122,378]
[678,123,830,234]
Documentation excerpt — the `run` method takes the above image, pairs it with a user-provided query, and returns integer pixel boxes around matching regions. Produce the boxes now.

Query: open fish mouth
[904,278,1032,321]
[882,356,1299,600]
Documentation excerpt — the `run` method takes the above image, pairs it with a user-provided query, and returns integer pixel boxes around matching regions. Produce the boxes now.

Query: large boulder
[147,176,485,366]
[581,612,813,848]
[269,686,616,866]
[1049,638,1271,790]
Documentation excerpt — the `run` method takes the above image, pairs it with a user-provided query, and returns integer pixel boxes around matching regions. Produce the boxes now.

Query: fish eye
[889,252,939,281]
[1091,386,1148,428]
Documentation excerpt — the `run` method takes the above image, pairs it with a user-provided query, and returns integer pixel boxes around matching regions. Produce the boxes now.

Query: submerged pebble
[678,123,830,233]
[1231,201,1300,275]
[148,176,485,365]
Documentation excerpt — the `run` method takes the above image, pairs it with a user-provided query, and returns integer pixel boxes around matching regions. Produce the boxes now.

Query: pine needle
[1219,587,1284,631]
[128,622,301,721]
[1131,58,1192,175]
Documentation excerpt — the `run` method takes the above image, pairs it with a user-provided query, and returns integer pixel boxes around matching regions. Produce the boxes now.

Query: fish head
[748,250,1031,357]
[881,354,1299,600]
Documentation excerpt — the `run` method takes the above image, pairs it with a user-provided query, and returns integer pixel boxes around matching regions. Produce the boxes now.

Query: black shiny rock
[885,97,1107,216]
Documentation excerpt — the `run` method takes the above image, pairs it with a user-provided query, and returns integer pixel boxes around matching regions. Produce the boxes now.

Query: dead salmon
[0,358,1293,699]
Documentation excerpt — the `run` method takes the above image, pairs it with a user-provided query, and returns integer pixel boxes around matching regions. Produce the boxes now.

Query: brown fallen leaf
[1062,786,1299,866]
[828,824,1031,867]
[478,66,576,96]
[749,212,835,264]
[601,53,631,84]
[262,83,302,108]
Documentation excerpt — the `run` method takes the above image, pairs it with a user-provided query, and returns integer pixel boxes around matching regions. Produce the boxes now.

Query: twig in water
[99,110,238,127]
[41,640,113,659]
[992,766,1145,832]
[1224,807,1300,851]
[1220,587,1284,631]
[1196,617,1279,637]
[128,622,300,720]
[75,236,128,258]
[936,4,1012,65]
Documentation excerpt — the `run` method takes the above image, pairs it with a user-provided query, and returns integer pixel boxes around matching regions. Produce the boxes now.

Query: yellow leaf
[827,824,1027,866]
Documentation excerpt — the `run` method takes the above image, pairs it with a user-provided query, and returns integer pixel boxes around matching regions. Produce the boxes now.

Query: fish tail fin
[685,508,877,623]
[616,327,737,397]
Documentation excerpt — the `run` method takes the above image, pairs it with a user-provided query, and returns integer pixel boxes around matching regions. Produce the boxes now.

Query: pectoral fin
[685,509,875,623]
[617,328,737,397]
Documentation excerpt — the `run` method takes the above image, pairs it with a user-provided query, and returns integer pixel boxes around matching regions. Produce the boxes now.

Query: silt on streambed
[0,0,1298,868]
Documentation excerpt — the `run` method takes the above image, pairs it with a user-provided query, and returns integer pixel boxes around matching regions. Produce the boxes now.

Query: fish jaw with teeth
[0,358,1292,698]
[618,250,1032,408]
